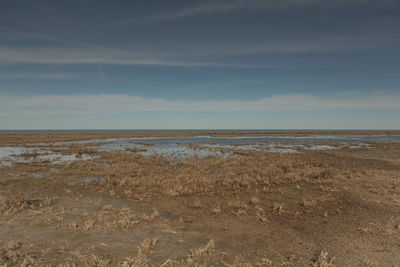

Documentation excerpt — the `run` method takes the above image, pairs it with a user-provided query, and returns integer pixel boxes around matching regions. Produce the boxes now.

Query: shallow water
[1,135,398,166]
[84,135,379,157]
[53,134,400,147]
[0,146,94,166]
[68,176,103,186]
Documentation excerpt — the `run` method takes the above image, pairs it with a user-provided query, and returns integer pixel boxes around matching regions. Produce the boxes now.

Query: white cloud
[0,71,76,80]
[0,46,185,66]
[1,15,398,67]
[140,0,398,22]
[0,92,399,116]
[1,28,396,67]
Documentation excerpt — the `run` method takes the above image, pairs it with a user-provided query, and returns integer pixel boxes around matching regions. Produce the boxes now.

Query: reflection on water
[1,135,399,166]
[85,135,377,158]
[0,146,94,166]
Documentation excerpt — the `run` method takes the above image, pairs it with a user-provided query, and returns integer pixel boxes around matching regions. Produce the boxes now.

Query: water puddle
[1,135,395,166]
[82,136,375,159]
[0,146,95,167]
[5,173,21,179]
[68,176,103,186]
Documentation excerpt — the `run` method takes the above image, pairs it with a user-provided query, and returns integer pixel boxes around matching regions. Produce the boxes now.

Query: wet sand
[0,132,399,266]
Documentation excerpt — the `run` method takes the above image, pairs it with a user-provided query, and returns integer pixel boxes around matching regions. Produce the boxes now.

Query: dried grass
[0,241,41,266]
[191,239,215,257]
[313,249,335,267]
[55,205,159,233]
[94,151,341,201]
[1,135,398,266]
[73,251,111,267]
[0,195,55,215]
[138,238,159,254]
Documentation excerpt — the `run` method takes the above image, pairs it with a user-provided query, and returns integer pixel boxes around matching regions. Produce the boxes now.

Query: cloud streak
[0,71,76,80]
[1,14,398,68]
[1,92,399,116]
[140,0,398,23]
[0,46,183,66]
[1,28,397,67]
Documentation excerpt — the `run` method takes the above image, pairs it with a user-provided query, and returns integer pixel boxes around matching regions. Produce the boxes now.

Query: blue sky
[1,0,400,129]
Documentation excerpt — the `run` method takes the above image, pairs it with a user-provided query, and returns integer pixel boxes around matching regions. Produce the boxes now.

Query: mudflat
[0,132,399,266]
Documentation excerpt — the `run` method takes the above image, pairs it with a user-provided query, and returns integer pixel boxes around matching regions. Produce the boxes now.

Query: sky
[1,0,400,129]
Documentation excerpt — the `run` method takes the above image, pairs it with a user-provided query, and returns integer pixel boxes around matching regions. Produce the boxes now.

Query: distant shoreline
[1,129,400,145]
[1,129,400,135]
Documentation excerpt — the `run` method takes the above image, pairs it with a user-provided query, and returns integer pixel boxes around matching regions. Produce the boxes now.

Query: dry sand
[0,133,399,266]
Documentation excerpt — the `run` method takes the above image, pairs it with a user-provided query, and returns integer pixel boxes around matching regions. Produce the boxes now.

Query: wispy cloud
[1,92,399,116]
[0,46,181,66]
[0,71,76,80]
[0,26,187,67]
[135,0,398,23]
[1,28,396,67]
[1,14,398,68]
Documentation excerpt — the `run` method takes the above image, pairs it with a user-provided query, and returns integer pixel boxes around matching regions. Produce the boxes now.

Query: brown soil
[0,133,399,266]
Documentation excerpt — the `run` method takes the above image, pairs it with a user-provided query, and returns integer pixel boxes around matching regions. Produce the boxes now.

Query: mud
[0,133,399,266]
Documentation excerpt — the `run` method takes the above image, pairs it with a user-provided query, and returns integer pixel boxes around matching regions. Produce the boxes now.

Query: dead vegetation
[93,151,346,201]
[0,241,46,266]
[125,147,148,153]
[56,205,159,232]
[0,195,55,216]
[0,134,400,266]
[313,249,335,267]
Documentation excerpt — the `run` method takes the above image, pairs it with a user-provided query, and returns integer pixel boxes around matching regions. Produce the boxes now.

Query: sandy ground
[0,133,399,266]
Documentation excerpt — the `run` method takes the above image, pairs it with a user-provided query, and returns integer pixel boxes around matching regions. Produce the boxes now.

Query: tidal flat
[0,132,400,266]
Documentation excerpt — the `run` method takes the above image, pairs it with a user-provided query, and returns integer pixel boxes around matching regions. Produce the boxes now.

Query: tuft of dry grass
[193,198,202,209]
[273,202,284,216]
[250,196,261,205]
[255,207,268,223]
[121,249,152,267]
[120,238,159,267]
[55,205,155,233]
[0,241,42,266]
[138,238,159,254]
[0,195,55,215]
[58,221,79,232]
[72,251,111,267]
[212,204,221,215]
[301,196,317,208]
[191,239,215,257]
[313,249,335,267]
